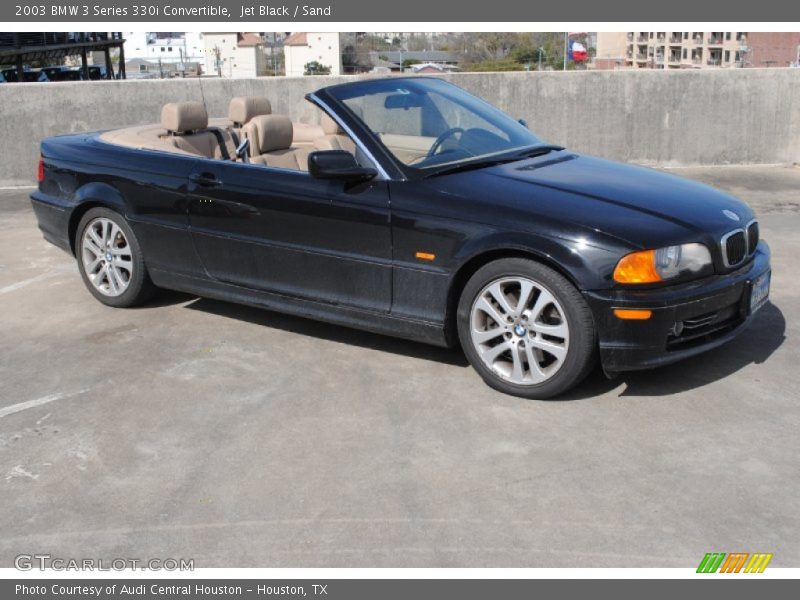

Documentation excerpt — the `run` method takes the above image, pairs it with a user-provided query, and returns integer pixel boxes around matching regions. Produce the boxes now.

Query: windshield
[326,78,542,172]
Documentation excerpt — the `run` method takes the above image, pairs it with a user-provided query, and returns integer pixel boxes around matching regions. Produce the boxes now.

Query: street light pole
[271,32,277,75]
[563,32,568,70]
[399,34,404,73]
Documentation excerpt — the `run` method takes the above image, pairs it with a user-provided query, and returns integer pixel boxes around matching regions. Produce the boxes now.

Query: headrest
[161,102,208,133]
[229,96,271,125]
[320,112,343,135]
[251,115,293,153]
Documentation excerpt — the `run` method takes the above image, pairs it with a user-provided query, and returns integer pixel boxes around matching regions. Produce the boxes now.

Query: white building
[122,32,205,72]
[283,32,341,77]
[203,32,268,78]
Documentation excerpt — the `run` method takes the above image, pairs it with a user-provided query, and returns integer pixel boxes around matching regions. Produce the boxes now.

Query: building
[595,32,754,69]
[123,57,201,78]
[376,50,457,67]
[593,32,629,69]
[283,32,341,77]
[747,32,800,67]
[203,32,267,78]
[122,32,205,75]
[410,63,460,74]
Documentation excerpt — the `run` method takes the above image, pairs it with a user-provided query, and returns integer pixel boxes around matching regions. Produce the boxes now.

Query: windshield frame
[314,77,545,181]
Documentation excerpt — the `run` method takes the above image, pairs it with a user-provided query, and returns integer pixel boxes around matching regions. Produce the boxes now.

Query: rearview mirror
[384,93,426,110]
[308,150,377,183]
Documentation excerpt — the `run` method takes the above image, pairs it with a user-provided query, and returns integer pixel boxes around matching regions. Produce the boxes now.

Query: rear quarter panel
[34,133,202,276]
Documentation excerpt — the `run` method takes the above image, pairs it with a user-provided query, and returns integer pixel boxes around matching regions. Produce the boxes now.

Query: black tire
[74,207,156,308]
[457,258,596,399]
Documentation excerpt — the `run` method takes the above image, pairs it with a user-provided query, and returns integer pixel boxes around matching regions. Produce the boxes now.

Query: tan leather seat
[161,101,235,160]
[229,96,271,128]
[292,122,325,147]
[246,115,309,171]
[313,113,356,154]
[227,97,327,150]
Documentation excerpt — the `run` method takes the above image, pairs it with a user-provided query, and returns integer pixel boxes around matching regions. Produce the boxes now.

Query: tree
[304,61,331,75]
[341,45,358,72]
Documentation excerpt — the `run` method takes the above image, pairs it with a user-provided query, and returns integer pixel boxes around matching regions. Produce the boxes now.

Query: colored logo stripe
[696,552,773,573]
[697,553,727,573]
[719,553,749,573]
[744,553,773,573]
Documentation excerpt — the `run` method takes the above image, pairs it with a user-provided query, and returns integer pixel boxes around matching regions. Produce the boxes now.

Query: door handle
[190,173,222,187]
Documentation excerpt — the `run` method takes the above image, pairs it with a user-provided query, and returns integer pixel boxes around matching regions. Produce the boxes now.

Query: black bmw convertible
[30,77,771,399]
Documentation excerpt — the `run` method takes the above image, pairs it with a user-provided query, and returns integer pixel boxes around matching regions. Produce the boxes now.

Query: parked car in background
[0,68,50,82]
[40,66,82,82]
[0,67,91,82]
[89,65,111,80]
[30,78,771,399]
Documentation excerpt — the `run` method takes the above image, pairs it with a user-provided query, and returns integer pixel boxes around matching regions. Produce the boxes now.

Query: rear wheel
[457,258,596,399]
[75,207,155,307]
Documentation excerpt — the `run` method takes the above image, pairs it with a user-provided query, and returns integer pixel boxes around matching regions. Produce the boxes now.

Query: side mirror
[308,150,377,183]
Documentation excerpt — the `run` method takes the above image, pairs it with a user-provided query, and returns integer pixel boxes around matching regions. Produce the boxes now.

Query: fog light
[671,321,684,336]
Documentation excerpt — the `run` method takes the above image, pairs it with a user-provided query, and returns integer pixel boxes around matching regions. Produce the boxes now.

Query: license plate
[749,271,771,314]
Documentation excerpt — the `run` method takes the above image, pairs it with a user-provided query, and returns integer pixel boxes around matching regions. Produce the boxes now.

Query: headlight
[614,243,712,284]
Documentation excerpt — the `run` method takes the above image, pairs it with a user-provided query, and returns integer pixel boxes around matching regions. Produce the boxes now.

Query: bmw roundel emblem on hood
[723,209,741,222]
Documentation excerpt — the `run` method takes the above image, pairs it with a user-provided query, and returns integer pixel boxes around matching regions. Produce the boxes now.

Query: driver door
[187,158,392,313]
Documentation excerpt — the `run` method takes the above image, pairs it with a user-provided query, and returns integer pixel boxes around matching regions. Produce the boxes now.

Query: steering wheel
[427,127,465,158]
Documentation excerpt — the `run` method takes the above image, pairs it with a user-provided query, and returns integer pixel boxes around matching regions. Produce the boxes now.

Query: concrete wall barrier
[1,69,798,186]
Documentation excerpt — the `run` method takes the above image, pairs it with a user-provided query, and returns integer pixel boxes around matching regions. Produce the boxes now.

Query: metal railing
[0,32,123,49]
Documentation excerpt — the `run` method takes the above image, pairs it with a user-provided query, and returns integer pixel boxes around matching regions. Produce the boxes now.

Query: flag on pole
[569,40,588,62]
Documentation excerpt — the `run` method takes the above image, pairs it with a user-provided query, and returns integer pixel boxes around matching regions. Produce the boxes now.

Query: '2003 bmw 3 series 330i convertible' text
[31,77,771,398]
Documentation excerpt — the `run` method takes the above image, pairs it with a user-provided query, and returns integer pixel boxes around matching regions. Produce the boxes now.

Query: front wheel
[457,258,596,399]
[75,207,155,308]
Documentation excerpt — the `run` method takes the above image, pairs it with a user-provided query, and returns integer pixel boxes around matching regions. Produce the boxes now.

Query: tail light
[37,156,45,183]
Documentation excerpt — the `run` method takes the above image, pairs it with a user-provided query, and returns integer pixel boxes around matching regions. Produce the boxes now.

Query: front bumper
[584,241,771,373]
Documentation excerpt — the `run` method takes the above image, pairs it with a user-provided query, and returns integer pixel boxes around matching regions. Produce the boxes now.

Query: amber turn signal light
[613,309,653,320]
[613,250,662,284]
[415,251,436,261]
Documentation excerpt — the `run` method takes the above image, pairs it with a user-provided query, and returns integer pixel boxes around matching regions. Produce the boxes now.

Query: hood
[475,152,754,248]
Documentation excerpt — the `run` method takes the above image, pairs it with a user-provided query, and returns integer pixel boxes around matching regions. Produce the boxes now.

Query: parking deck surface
[1,166,798,567]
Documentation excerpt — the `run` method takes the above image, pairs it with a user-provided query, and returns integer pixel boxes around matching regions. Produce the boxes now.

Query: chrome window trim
[308,93,391,181]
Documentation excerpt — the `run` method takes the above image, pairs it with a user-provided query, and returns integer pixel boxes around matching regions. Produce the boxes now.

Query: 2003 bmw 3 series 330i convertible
[31,77,771,399]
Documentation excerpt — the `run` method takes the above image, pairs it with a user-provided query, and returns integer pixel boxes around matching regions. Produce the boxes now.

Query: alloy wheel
[81,217,133,297]
[469,276,570,385]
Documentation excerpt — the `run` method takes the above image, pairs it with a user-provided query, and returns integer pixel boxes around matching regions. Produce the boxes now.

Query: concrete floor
[1,166,798,568]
